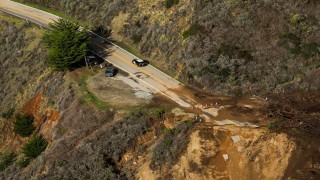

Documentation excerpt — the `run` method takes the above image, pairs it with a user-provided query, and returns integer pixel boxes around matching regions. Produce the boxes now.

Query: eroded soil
[69,69,320,179]
[1,66,319,180]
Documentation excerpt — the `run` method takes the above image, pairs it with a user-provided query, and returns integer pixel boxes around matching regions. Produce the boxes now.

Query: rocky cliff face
[20,0,320,95]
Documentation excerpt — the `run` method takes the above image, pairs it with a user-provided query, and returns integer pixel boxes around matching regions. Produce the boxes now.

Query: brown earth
[86,70,151,108]
[65,68,320,179]
[0,90,61,153]
[1,65,319,179]
[133,124,296,180]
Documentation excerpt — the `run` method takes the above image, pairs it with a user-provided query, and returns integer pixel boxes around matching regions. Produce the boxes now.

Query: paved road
[0,0,200,108]
[0,0,58,26]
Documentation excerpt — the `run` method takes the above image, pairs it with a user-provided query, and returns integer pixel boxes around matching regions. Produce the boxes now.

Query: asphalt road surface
[0,0,200,108]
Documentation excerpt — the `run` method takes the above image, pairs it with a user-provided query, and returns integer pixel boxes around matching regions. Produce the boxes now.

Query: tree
[43,19,89,71]
[13,114,35,137]
[22,135,48,159]
[0,152,16,171]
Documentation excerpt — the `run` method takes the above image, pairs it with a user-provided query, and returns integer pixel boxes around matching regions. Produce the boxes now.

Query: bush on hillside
[165,0,179,9]
[290,13,304,25]
[182,23,202,39]
[0,152,16,171]
[151,108,165,119]
[150,120,195,170]
[267,120,280,129]
[13,114,35,137]
[17,157,30,168]
[22,135,48,159]
[217,44,253,61]
[131,34,142,43]
[1,108,15,119]
[301,42,319,58]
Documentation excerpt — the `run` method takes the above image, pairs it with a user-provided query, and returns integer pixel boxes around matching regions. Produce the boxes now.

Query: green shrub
[162,127,175,136]
[233,88,244,97]
[217,44,253,61]
[301,42,319,58]
[131,34,142,43]
[185,120,194,129]
[17,157,30,168]
[288,45,302,55]
[92,25,112,38]
[290,13,304,25]
[1,108,15,119]
[238,50,253,61]
[13,114,35,137]
[0,152,16,171]
[163,139,173,148]
[267,120,280,129]
[182,23,202,39]
[280,33,318,57]
[151,108,165,119]
[218,44,237,57]
[22,135,48,159]
[165,0,179,9]
[291,127,300,134]
[281,32,301,44]
[279,32,305,55]
[218,68,231,79]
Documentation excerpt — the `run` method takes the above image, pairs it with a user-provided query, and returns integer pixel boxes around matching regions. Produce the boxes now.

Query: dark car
[105,67,117,77]
[86,55,103,66]
[86,55,98,65]
[132,59,149,67]
[104,62,113,68]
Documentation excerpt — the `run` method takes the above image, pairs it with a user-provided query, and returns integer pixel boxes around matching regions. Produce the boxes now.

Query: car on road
[132,59,149,67]
[105,67,118,77]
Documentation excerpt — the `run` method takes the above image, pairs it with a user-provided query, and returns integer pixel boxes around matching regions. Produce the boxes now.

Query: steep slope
[0,11,65,163]
[0,15,163,177]
[19,0,320,95]
[1,5,319,180]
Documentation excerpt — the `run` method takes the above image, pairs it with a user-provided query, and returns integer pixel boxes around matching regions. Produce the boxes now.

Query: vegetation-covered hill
[2,0,320,179]
[19,0,320,95]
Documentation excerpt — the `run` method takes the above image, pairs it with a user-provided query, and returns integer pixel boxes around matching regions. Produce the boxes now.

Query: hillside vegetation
[0,11,319,179]
[19,0,320,95]
[0,12,191,179]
